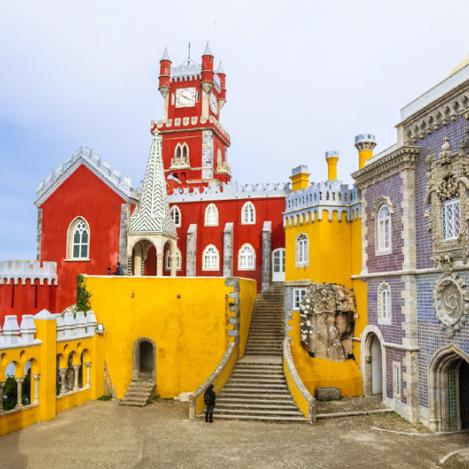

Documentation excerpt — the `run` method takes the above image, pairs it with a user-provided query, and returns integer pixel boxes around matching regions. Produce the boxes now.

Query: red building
[0,43,288,319]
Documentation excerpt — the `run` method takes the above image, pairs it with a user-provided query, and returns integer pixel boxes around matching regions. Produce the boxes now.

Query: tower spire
[161,46,170,61]
[203,41,213,56]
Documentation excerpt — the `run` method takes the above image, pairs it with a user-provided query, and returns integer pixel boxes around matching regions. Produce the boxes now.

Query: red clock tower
[153,43,231,190]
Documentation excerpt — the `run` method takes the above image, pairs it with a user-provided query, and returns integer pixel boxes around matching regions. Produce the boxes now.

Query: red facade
[39,165,133,311]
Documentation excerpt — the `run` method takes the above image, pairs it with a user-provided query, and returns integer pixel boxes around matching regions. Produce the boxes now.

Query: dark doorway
[139,341,154,374]
[459,360,469,429]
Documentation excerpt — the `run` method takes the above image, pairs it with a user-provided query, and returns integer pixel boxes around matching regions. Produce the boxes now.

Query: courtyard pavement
[0,400,468,469]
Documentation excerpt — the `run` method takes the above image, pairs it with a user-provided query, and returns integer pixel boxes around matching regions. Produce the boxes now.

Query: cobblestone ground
[1,400,469,469]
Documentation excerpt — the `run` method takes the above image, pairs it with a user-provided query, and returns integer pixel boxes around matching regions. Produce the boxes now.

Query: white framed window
[376,204,392,254]
[296,233,308,267]
[442,199,461,241]
[377,282,392,324]
[293,288,307,310]
[238,243,256,270]
[202,245,220,271]
[241,201,256,224]
[169,206,181,227]
[204,203,219,226]
[68,217,90,260]
[165,247,182,271]
[392,362,401,398]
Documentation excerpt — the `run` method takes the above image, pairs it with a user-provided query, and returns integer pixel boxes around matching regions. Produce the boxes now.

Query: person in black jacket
[204,384,216,423]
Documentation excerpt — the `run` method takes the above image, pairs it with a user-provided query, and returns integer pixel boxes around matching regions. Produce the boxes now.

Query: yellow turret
[290,165,310,192]
[325,150,339,181]
[355,134,377,169]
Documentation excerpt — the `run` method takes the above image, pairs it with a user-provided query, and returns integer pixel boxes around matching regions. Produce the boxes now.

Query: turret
[201,41,214,93]
[217,61,226,110]
[290,165,310,192]
[325,150,339,181]
[158,47,171,97]
[355,134,377,169]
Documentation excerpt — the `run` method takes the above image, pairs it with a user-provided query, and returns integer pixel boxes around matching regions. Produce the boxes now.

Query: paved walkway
[1,400,469,468]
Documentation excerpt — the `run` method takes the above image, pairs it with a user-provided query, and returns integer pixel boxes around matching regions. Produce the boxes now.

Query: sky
[0,0,468,260]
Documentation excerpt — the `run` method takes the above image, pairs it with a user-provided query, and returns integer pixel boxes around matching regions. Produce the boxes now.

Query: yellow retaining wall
[238,279,257,358]
[0,312,104,437]
[288,312,362,398]
[85,276,257,400]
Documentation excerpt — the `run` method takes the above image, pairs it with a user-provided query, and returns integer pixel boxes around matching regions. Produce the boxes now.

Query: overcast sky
[1,0,468,260]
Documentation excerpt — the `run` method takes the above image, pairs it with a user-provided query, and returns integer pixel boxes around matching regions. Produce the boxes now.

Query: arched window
[170,206,181,227]
[376,204,392,254]
[241,202,256,224]
[377,282,392,324]
[165,247,182,271]
[238,243,256,270]
[296,233,308,267]
[442,199,461,240]
[205,204,219,226]
[68,217,90,260]
[202,245,219,271]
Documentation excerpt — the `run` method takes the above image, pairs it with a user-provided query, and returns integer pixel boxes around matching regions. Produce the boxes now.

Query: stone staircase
[119,378,155,407]
[213,283,306,422]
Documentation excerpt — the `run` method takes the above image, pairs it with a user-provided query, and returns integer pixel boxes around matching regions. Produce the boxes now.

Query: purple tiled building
[354,62,469,431]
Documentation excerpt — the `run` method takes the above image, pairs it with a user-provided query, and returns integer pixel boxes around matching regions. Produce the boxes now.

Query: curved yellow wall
[85,276,257,399]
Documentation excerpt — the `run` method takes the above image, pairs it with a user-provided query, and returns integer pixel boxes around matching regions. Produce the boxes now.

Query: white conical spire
[216,61,224,74]
[203,41,213,56]
[161,46,170,61]
[129,132,176,237]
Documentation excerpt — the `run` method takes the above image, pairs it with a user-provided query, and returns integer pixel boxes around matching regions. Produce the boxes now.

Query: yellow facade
[284,156,368,401]
[85,276,256,399]
[0,313,104,437]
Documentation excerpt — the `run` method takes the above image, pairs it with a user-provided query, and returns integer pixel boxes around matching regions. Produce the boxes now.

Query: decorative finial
[203,41,212,56]
[161,47,170,61]
[187,42,191,65]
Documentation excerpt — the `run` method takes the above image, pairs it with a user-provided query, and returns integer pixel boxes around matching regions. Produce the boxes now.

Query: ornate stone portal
[299,283,356,361]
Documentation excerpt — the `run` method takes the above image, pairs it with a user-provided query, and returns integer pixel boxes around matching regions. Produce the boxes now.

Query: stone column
[0,381,4,412]
[33,374,40,404]
[261,221,272,292]
[156,252,164,277]
[119,204,130,269]
[186,224,197,276]
[59,368,67,395]
[85,363,92,388]
[16,378,24,409]
[73,365,81,391]
[223,223,234,277]
[170,248,177,277]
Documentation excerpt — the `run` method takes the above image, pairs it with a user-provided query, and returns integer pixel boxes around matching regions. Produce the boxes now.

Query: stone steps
[204,284,306,423]
[119,379,155,407]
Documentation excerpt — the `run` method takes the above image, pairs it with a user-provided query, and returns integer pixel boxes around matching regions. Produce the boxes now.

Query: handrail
[189,341,237,420]
[283,337,315,423]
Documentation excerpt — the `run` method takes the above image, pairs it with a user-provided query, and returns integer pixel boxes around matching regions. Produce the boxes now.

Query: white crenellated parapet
[169,181,290,203]
[283,180,360,226]
[0,260,58,285]
[35,146,138,206]
[56,310,97,342]
[0,315,41,349]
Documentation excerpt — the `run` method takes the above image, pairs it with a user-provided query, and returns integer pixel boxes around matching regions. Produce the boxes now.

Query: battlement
[0,260,57,285]
[35,146,138,206]
[153,115,231,143]
[354,134,377,148]
[168,181,290,203]
[170,62,221,91]
[56,310,97,342]
[283,180,359,225]
[0,314,40,348]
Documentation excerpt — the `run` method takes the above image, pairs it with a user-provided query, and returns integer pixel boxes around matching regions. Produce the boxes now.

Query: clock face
[175,87,196,108]
[210,93,218,114]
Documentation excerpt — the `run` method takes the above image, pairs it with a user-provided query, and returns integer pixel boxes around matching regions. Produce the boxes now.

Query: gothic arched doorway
[429,345,469,432]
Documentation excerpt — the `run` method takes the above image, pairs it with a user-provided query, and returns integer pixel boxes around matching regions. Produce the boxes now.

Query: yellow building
[283,140,376,400]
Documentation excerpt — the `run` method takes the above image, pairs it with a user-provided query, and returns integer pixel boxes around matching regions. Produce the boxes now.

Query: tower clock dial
[210,92,218,114]
[175,87,196,108]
